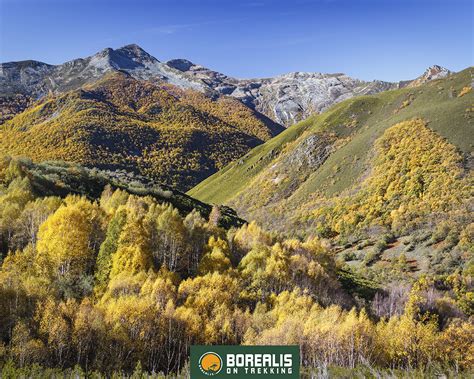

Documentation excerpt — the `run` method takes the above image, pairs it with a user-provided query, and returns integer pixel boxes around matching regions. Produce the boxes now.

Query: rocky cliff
[1,44,451,126]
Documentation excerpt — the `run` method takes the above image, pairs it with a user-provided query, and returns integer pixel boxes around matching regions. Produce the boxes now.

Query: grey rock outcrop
[0,44,207,99]
[165,58,450,126]
[1,44,451,127]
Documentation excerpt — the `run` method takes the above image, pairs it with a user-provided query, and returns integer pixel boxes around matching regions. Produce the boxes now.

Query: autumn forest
[0,17,473,377]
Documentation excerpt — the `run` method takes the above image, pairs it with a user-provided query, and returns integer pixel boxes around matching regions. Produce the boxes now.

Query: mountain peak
[401,65,452,88]
[120,43,144,50]
[422,65,451,80]
[166,59,196,72]
[113,43,158,64]
[117,43,149,56]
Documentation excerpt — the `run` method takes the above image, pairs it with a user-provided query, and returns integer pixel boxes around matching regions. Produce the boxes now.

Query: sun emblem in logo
[198,352,223,376]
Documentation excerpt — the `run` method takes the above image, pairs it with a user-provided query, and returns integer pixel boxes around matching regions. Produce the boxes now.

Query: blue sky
[0,0,472,81]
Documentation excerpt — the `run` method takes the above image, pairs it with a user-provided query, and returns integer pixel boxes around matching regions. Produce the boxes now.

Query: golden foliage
[0,74,281,190]
[0,165,472,375]
[312,119,472,236]
[458,86,472,97]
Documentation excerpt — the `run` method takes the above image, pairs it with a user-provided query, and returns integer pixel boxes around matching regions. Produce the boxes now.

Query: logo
[199,352,223,376]
[191,345,299,378]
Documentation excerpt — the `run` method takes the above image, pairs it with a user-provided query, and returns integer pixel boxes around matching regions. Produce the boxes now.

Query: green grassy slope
[188,68,473,279]
[188,113,315,204]
[189,68,473,205]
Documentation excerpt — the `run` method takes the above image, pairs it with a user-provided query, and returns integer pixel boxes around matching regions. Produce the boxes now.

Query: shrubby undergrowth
[0,156,473,376]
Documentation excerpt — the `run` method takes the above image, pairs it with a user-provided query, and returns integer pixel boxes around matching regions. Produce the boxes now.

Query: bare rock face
[247,72,392,126]
[165,59,399,126]
[0,60,53,98]
[1,44,451,127]
[164,58,450,127]
[0,44,207,99]
[285,134,335,169]
[401,65,451,88]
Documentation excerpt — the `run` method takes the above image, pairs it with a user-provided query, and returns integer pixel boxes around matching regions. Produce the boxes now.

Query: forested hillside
[0,156,473,377]
[1,0,473,375]
[0,73,283,191]
[1,67,472,378]
[189,68,474,280]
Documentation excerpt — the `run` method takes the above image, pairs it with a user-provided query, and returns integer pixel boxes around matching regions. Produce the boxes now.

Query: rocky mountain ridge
[165,61,451,126]
[1,44,451,126]
[0,44,207,98]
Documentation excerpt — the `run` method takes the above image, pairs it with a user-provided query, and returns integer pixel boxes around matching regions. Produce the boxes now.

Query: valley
[190,68,473,280]
[0,41,472,377]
